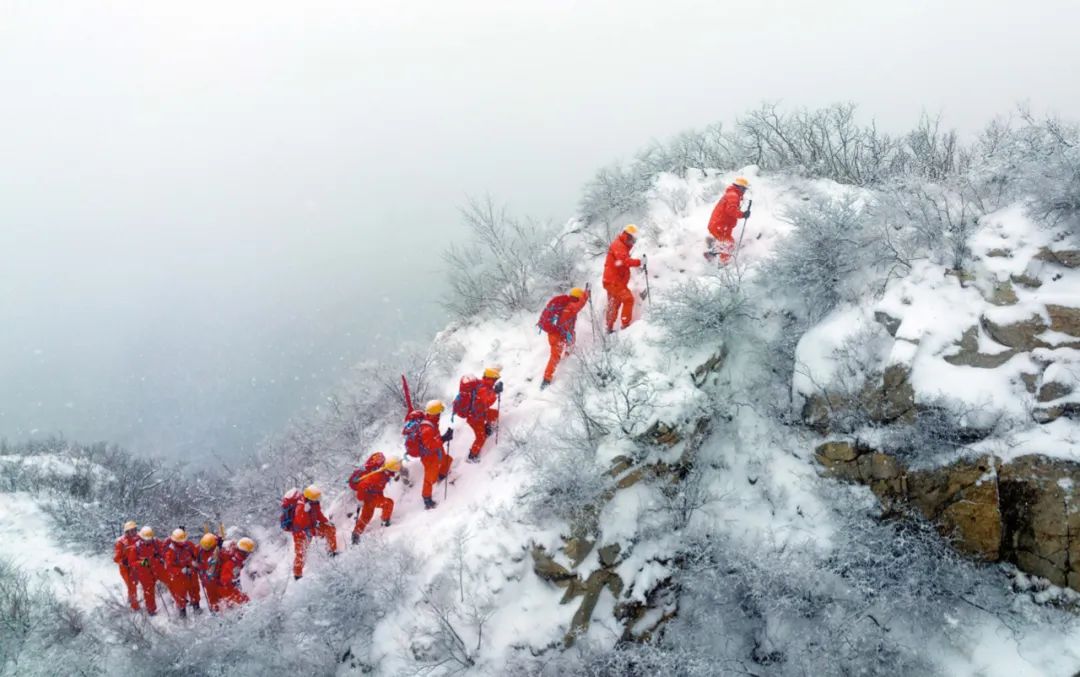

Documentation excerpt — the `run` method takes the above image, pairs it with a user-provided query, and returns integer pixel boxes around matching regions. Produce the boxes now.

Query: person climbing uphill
[348,452,402,543]
[454,367,502,463]
[125,526,164,616]
[162,528,201,616]
[603,224,643,333]
[196,532,224,612]
[281,485,338,580]
[402,400,454,509]
[706,177,751,263]
[218,537,256,606]
[537,287,590,389]
[113,520,141,611]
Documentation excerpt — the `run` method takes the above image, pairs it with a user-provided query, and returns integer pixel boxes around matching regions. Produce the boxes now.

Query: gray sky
[1,0,1077,462]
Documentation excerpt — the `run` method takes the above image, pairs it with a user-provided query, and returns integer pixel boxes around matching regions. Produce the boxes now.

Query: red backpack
[348,453,385,490]
[452,376,481,419]
[402,411,427,458]
[538,295,571,334]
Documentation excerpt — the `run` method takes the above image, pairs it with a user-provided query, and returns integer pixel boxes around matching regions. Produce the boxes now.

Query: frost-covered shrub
[1015,115,1080,234]
[0,558,95,676]
[764,192,881,323]
[878,179,983,271]
[444,197,580,319]
[658,501,1060,677]
[518,418,610,527]
[880,398,1009,467]
[653,269,750,348]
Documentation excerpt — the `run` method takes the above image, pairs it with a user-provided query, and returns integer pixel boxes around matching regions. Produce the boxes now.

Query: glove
[484,422,493,436]
[182,567,191,576]
[742,209,751,220]
[493,381,504,394]
[442,428,454,442]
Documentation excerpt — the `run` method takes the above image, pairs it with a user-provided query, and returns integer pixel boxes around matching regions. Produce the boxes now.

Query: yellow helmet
[170,528,187,543]
[199,533,219,550]
[425,400,445,415]
[303,485,322,501]
[483,367,501,379]
[236,537,256,553]
[123,520,137,532]
[384,456,403,473]
[623,224,639,235]
[734,177,750,188]
[139,526,155,540]
[569,287,585,299]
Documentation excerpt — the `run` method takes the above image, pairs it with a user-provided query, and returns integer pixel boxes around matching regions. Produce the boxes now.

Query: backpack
[349,453,385,490]
[402,411,427,458]
[452,376,481,419]
[538,295,571,334]
[280,489,301,531]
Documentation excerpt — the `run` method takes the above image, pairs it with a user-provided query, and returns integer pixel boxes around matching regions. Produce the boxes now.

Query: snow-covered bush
[878,179,983,271]
[1015,114,1080,234]
[444,197,579,319]
[518,418,610,528]
[653,268,750,348]
[0,558,94,675]
[764,192,881,323]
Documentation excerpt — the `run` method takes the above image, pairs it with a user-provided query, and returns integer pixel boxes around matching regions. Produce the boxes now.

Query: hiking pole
[495,392,501,445]
[642,255,652,305]
[732,199,753,265]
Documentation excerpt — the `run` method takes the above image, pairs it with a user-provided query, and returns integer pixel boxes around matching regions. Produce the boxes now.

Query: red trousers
[165,569,201,611]
[466,410,499,456]
[544,332,568,382]
[132,567,158,614]
[706,236,735,264]
[292,524,338,577]
[218,584,249,607]
[118,564,139,610]
[353,495,394,536]
[200,576,221,612]
[604,283,634,330]
[421,452,453,500]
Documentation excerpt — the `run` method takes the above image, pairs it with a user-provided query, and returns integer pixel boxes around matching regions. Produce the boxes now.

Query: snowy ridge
[6,169,1080,676]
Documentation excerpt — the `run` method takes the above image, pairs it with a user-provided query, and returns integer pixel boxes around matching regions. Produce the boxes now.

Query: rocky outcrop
[817,442,1080,590]
[943,326,1017,368]
[802,364,915,434]
[1035,247,1080,269]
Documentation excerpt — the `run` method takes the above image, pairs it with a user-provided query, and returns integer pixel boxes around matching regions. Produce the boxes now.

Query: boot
[466,454,480,464]
[381,519,391,527]
[424,497,437,510]
[192,602,201,613]
[294,575,302,581]
[540,379,551,390]
[179,607,187,618]
[351,532,360,545]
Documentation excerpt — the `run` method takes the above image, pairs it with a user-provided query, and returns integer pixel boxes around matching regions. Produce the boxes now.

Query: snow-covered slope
[6,169,1080,676]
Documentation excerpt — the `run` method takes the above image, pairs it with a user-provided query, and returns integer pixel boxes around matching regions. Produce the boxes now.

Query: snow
[0,492,118,610]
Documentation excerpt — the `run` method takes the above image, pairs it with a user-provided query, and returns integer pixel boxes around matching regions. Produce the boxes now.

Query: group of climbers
[111,177,752,608]
[113,520,256,617]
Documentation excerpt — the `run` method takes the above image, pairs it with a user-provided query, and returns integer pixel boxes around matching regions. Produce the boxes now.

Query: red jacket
[543,292,589,341]
[126,538,164,576]
[114,533,138,565]
[291,496,330,532]
[465,378,499,422]
[196,539,223,582]
[708,185,746,240]
[219,547,249,590]
[354,468,394,499]
[163,540,198,573]
[603,232,641,288]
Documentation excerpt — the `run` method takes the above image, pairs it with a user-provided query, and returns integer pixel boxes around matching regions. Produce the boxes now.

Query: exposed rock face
[801,364,915,433]
[981,313,1050,351]
[1035,247,1080,269]
[817,442,1080,590]
[943,326,1017,368]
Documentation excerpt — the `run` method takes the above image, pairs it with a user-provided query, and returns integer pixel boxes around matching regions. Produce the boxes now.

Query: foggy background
[1,1,1077,462]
